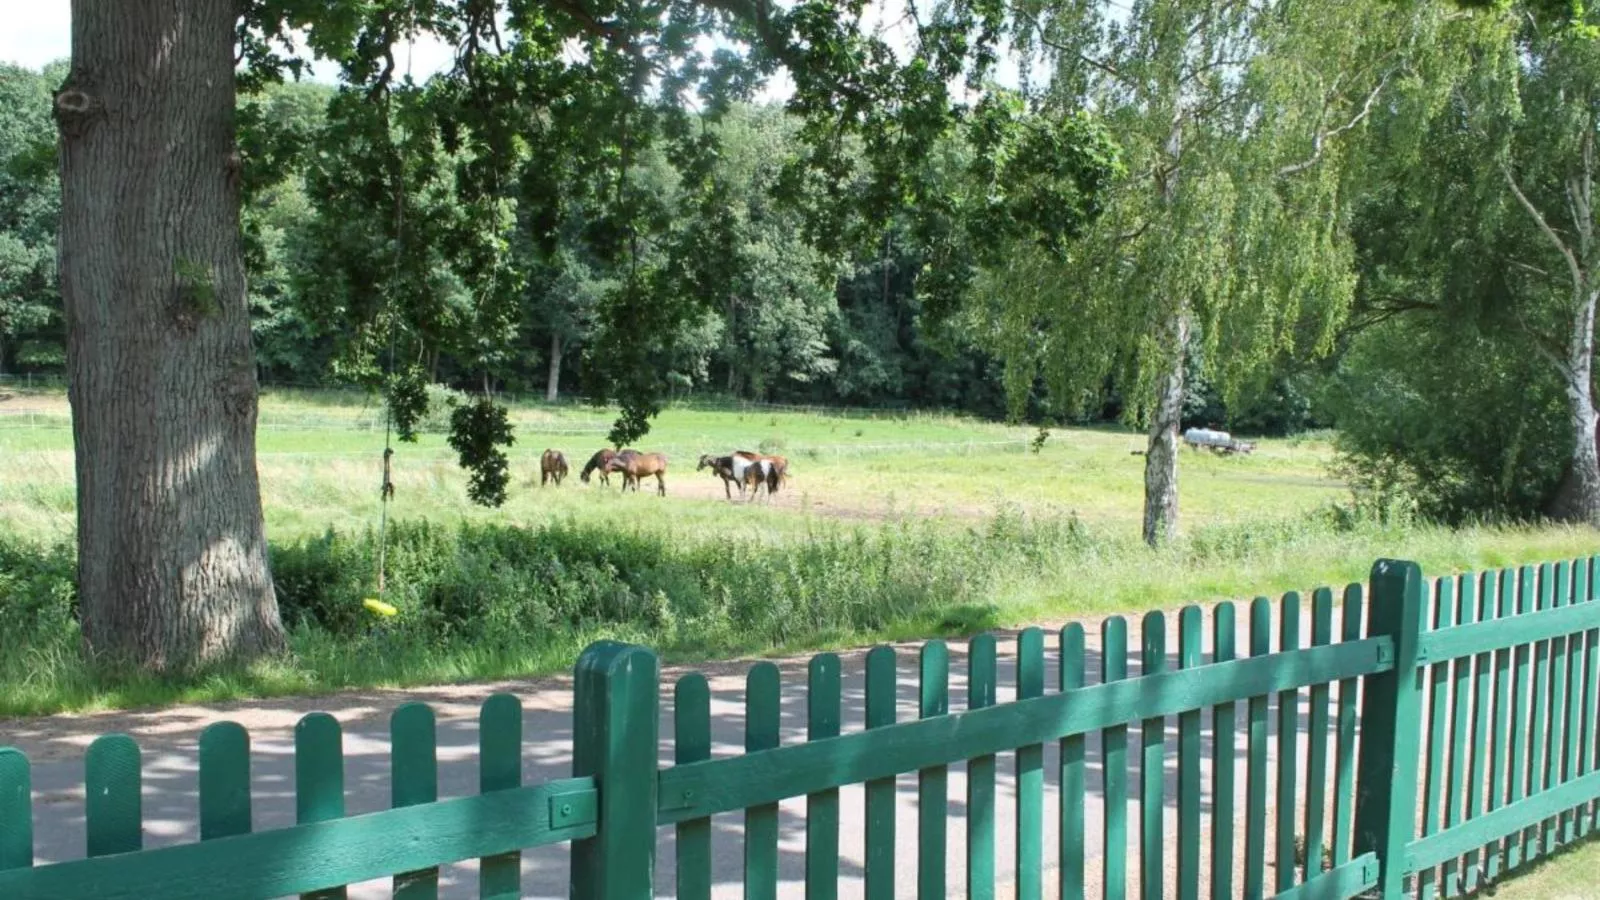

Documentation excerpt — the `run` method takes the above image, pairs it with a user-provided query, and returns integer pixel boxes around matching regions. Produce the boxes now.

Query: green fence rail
[1,555,1598,898]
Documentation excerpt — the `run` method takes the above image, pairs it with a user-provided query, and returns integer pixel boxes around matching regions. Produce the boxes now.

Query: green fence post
[1353,559,1427,898]
[571,640,660,900]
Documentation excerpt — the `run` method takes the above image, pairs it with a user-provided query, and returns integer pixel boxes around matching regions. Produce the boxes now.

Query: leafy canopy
[231,0,1119,501]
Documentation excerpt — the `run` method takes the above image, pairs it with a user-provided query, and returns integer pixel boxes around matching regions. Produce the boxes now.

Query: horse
[540,449,569,486]
[579,448,618,486]
[733,450,787,496]
[697,454,742,500]
[606,450,668,496]
[696,453,768,501]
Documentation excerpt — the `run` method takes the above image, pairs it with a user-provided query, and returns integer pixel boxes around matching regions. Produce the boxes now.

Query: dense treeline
[0,63,1307,429]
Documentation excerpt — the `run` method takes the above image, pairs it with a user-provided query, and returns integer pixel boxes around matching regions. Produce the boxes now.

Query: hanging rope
[368,34,414,618]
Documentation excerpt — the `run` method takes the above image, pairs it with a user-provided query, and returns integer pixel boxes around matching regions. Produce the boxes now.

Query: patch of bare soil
[0,390,67,414]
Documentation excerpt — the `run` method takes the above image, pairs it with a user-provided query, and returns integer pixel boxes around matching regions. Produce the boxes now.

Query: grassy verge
[2,509,1593,718]
[1480,834,1600,898]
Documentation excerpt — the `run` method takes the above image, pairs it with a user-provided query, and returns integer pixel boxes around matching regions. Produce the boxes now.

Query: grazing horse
[606,450,669,496]
[733,450,787,496]
[580,448,618,485]
[540,449,569,486]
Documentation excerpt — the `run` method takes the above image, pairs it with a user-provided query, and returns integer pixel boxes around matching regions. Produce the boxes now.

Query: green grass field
[1,386,1597,718]
[1480,834,1600,899]
[0,386,1347,540]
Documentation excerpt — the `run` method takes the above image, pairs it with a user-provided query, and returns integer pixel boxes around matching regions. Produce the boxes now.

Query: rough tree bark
[1142,310,1191,547]
[56,0,285,671]
[546,333,562,402]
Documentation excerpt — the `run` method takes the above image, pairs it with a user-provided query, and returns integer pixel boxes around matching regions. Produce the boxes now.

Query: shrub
[0,536,76,643]
[1323,317,1570,525]
[256,512,1093,651]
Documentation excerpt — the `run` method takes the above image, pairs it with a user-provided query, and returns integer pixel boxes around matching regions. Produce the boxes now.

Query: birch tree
[1391,7,1600,524]
[977,0,1453,545]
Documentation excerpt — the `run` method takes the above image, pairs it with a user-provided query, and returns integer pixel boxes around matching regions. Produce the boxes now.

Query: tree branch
[1509,258,1554,279]
[547,0,635,49]
[1502,159,1585,294]
[1509,299,1577,383]
[1019,10,1136,87]
[1276,72,1390,178]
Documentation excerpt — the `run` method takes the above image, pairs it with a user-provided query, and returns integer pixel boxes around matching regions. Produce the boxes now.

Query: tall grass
[2,507,1593,718]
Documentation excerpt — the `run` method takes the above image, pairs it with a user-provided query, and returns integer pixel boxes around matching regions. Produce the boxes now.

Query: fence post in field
[571,641,660,900]
[1353,559,1427,897]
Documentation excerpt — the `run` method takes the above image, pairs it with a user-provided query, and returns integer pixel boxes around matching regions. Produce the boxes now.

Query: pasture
[0,386,1345,541]
[1,385,1597,717]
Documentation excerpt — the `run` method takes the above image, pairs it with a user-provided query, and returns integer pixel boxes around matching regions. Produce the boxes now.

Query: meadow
[0,385,1595,717]
[0,386,1346,540]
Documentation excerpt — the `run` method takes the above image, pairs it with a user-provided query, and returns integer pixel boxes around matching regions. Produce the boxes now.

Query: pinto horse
[580,448,618,485]
[606,450,669,496]
[733,450,787,496]
[696,453,768,501]
[541,449,569,486]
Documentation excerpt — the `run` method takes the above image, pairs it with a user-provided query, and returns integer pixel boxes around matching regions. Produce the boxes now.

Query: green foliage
[229,515,1094,646]
[447,396,515,507]
[384,365,430,442]
[6,498,1598,716]
[227,0,1129,449]
[0,535,76,646]
[1324,317,1571,524]
[0,61,65,373]
[1030,427,1050,453]
[1328,0,1600,525]
[982,0,1443,427]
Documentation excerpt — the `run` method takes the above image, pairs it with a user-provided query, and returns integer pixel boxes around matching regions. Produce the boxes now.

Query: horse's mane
[580,448,614,478]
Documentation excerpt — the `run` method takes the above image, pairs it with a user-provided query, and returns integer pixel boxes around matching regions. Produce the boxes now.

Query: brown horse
[606,450,669,496]
[541,449,569,486]
[580,448,618,485]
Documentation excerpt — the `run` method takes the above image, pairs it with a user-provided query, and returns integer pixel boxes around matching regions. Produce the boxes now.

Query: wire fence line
[0,373,989,424]
[0,432,1033,461]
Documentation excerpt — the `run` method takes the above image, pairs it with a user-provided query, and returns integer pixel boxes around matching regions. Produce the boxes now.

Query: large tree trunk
[56,0,285,671]
[1142,311,1191,547]
[546,333,562,402]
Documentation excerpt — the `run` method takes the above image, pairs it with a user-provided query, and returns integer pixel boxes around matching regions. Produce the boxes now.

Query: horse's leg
[656,472,665,496]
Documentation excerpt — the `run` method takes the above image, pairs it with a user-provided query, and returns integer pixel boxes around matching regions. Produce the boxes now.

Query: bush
[419,383,468,433]
[1323,317,1570,525]
[262,514,1086,649]
[0,536,76,644]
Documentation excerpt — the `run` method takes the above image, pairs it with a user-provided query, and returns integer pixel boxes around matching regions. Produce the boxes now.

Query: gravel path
[2,602,1357,899]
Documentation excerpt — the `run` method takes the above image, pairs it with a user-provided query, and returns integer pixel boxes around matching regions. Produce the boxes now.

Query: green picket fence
[0,556,1597,899]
